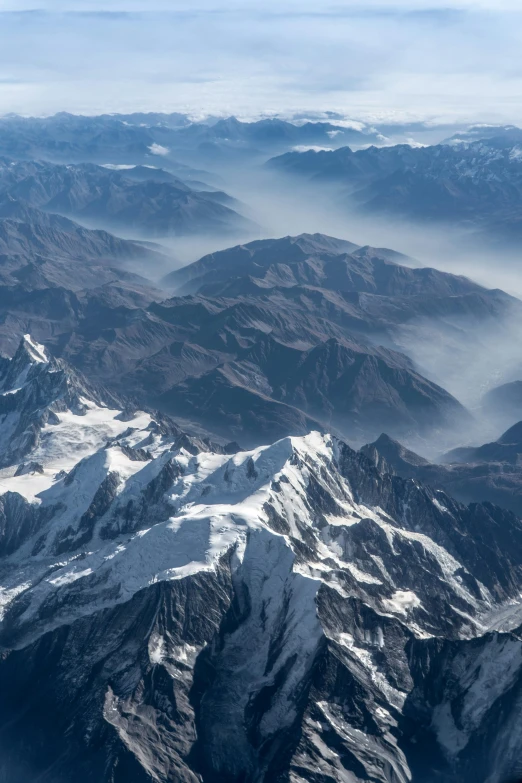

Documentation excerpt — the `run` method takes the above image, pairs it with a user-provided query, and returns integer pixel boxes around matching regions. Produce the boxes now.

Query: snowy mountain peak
[2,353,522,783]
[1,426,522,642]
[0,334,49,396]
[2,420,522,780]
[21,334,48,364]
[0,335,125,471]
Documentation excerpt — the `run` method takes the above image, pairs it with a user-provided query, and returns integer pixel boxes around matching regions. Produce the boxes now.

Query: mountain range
[362,428,522,516]
[0,158,255,238]
[2,115,522,783]
[268,130,522,240]
[1,229,518,449]
[1,338,522,782]
[0,195,168,280]
[0,112,384,169]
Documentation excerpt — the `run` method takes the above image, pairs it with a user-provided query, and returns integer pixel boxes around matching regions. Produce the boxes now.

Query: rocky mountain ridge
[0,196,169,290]
[267,137,522,240]
[0,158,254,238]
[361,428,522,517]
[0,113,384,169]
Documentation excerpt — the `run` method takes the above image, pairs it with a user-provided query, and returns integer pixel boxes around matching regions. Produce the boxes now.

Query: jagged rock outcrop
[362,431,522,517]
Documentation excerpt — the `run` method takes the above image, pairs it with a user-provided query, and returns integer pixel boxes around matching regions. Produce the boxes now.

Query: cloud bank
[0,1,520,121]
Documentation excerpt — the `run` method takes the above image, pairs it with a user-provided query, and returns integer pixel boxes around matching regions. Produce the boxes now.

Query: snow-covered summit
[1,428,518,639]
[0,334,49,395]
[20,334,48,364]
[0,340,521,783]
[0,334,121,471]
[2,407,522,780]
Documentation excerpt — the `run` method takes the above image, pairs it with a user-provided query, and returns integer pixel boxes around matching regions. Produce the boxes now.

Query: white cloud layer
[0,2,520,122]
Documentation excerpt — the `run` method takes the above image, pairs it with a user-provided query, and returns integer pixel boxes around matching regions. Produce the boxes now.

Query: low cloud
[148,143,169,156]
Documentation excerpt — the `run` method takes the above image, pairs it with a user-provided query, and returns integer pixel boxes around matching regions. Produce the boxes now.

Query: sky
[0,1,521,123]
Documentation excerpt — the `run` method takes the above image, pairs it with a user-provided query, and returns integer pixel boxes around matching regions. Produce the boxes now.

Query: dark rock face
[362,430,522,517]
[0,574,235,783]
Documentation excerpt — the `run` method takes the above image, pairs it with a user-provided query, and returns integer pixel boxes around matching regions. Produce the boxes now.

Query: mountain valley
[0,113,522,783]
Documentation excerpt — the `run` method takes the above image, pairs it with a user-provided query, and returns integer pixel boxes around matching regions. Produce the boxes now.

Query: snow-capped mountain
[2,339,522,782]
[0,334,122,471]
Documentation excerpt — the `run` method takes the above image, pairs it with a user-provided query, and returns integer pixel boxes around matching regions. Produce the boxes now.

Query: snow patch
[101,163,137,170]
[49,567,93,587]
[148,635,166,664]
[382,590,421,616]
[0,582,31,621]
[432,496,449,514]
[23,334,48,364]
[292,145,332,153]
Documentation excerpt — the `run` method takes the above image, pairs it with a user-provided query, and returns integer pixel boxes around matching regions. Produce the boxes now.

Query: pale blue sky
[0,1,520,122]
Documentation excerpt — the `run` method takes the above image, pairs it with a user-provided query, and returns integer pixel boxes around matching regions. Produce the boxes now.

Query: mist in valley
[58,146,522,461]
[153,158,522,297]
[124,159,522,458]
